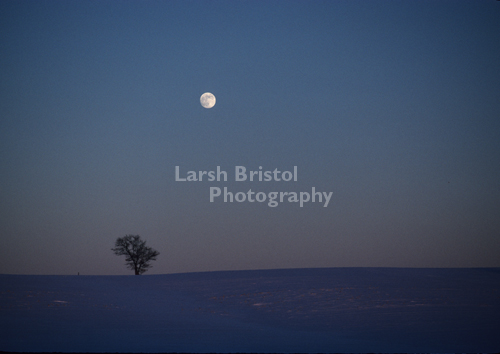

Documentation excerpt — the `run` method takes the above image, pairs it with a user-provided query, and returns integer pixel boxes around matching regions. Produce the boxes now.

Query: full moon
[200,92,216,109]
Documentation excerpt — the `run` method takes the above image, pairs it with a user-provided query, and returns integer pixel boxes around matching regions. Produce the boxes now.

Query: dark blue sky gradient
[1,0,499,275]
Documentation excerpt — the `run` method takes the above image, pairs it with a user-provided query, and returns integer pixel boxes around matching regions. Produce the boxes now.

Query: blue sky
[1,0,499,275]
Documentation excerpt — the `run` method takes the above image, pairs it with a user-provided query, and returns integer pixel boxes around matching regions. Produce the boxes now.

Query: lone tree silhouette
[112,235,160,275]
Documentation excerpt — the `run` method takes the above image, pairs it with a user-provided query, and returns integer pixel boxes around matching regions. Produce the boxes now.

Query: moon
[200,92,216,109]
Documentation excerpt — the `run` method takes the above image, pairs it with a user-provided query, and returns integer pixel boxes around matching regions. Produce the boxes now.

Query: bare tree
[112,235,160,275]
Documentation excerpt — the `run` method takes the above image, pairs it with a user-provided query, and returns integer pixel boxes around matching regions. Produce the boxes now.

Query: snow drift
[1,267,499,352]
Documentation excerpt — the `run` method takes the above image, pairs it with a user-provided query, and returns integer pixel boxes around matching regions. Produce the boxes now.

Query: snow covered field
[1,268,499,353]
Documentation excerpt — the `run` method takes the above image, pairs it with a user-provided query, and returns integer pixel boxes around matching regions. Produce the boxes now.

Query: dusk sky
[1,0,499,275]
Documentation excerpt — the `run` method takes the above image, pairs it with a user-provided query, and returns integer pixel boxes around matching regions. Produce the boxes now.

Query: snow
[1,268,499,352]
